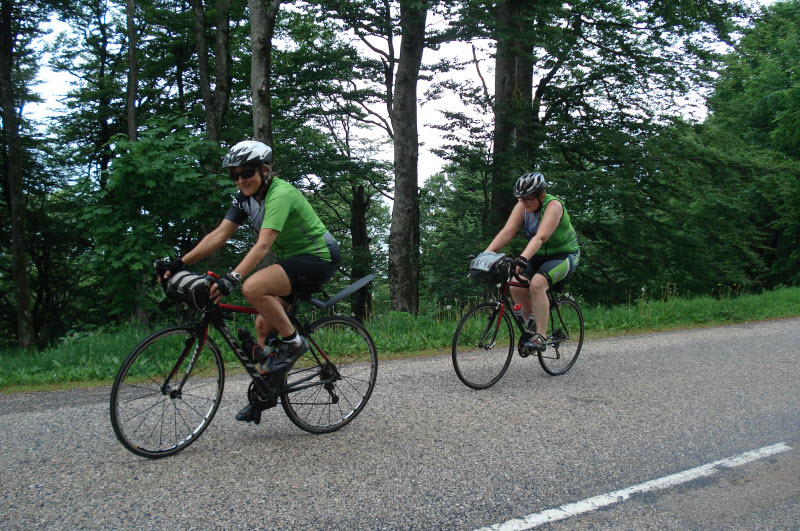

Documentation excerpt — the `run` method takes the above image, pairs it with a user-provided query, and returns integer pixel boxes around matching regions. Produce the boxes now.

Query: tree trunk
[490,0,533,229]
[387,1,426,314]
[0,0,34,350]
[249,0,281,146]
[193,0,232,142]
[126,0,151,325]
[94,6,115,186]
[125,0,138,141]
[350,184,372,320]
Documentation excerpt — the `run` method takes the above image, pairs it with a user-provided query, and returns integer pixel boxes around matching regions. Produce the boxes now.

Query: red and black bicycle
[452,256,584,389]
[110,264,377,459]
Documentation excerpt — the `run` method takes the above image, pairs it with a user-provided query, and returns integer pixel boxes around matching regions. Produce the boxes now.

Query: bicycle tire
[282,316,377,434]
[110,326,224,458]
[539,297,584,376]
[452,302,514,389]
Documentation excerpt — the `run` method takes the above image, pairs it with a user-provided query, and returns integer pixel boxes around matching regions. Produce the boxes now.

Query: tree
[311,0,442,314]
[489,0,533,228]
[387,1,427,313]
[449,0,749,230]
[76,118,227,321]
[49,0,128,181]
[706,0,800,285]
[248,0,281,146]
[267,6,392,319]
[125,0,138,140]
[194,0,233,142]
[0,0,54,349]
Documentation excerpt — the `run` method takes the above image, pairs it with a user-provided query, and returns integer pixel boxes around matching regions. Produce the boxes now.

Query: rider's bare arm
[181,219,239,265]
[233,228,279,277]
[207,227,279,301]
[486,202,525,253]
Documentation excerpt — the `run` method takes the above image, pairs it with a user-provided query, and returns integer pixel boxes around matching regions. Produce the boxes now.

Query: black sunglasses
[229,167,259,182]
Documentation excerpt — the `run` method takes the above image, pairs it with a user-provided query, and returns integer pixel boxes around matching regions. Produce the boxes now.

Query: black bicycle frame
[501,277,571,346]
[162,302,336,402]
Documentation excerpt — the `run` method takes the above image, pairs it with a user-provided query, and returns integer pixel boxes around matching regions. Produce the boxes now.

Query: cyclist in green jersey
[485,172,580,352]
[161,141,339,422]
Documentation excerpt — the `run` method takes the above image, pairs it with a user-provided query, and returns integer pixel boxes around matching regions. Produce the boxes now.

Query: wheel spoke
[282,316,377,433]
[452,303,514,389]
[538,299,584,375]
[110,327,224,458]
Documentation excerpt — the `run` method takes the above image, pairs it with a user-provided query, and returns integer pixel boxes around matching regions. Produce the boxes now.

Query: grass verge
[2,285,798,392]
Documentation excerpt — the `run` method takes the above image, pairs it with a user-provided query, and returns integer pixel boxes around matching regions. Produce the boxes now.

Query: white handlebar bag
[468,251,507,284]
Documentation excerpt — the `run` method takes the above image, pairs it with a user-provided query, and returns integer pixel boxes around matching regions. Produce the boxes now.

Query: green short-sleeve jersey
[261,179,332,260]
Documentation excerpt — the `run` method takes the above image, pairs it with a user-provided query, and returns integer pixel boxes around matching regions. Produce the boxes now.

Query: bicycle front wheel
[539,297,584,375]
[452,302,514,389]
[282,316,377,434]
[110,326,224,458]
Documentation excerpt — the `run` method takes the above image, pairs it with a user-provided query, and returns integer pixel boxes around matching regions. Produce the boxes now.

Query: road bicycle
[452,257,584,389]
[110,267,378,459]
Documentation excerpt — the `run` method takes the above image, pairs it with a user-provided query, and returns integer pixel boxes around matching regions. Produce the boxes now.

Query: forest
[1,0,799,351]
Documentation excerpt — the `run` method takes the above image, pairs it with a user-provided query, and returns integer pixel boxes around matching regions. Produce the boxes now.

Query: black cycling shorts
[519,250,580,286]
[277,255,337,295]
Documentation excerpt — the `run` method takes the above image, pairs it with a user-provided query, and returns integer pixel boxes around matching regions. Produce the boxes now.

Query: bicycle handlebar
[505,259,529,285]
[472,255,529,286]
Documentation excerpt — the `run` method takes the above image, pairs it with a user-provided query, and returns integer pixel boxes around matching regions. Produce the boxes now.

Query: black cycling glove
[164,258,186,276]
[213,273,239,296]
[512,256,529,270]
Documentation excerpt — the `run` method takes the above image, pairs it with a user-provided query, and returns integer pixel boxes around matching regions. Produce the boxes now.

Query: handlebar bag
[469,251,507,284]
[166,271,212,311]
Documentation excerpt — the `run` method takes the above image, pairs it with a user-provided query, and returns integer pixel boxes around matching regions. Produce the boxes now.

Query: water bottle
[511,303,527,325]
[238,329,277,369]
[257,337,279,373]
[237,329,263,361]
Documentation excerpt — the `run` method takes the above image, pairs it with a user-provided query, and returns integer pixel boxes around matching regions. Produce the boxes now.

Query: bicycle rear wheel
[282,316,377,434]
[452,302,514,389]
[110,326,224,458]
[539,297,584,375]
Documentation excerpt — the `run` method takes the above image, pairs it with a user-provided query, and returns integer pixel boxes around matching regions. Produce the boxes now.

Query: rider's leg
[254,304,289,345]
[235,266,297,423]
[529,273,550,337]
[510,284,532,316]
[242,264,294,338]
[253,315,272,346]
[242,262,311,374]
[526,254,571,344]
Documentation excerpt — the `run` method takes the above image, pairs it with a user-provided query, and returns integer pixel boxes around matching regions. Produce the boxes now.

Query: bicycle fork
[161,325,209,399]
[479,303,507,349]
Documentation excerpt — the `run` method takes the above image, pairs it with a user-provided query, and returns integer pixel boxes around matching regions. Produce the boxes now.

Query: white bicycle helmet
[222,140,274,169]
[513,172,547,198]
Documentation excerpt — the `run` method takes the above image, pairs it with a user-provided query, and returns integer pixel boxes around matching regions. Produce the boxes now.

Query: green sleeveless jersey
[523,194,580,256]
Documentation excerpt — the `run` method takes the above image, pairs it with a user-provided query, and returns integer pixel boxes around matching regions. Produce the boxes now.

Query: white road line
[476,442,792,531]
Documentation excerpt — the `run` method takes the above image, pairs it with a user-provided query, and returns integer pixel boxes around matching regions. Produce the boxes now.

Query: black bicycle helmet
[513,172,547,198]
[222,140,274,169]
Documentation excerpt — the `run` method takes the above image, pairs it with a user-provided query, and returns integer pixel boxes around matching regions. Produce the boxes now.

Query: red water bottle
[512,303,527,324]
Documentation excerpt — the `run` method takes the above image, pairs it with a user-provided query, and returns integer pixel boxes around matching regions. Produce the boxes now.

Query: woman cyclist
[161,140,339,422]
[485,172,579,352]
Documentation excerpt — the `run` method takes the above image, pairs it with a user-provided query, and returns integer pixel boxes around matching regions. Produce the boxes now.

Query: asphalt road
[1,318,798,530]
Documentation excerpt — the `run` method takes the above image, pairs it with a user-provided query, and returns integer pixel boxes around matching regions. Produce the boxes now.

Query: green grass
[584,284,800,336]
[2,285,798,392]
